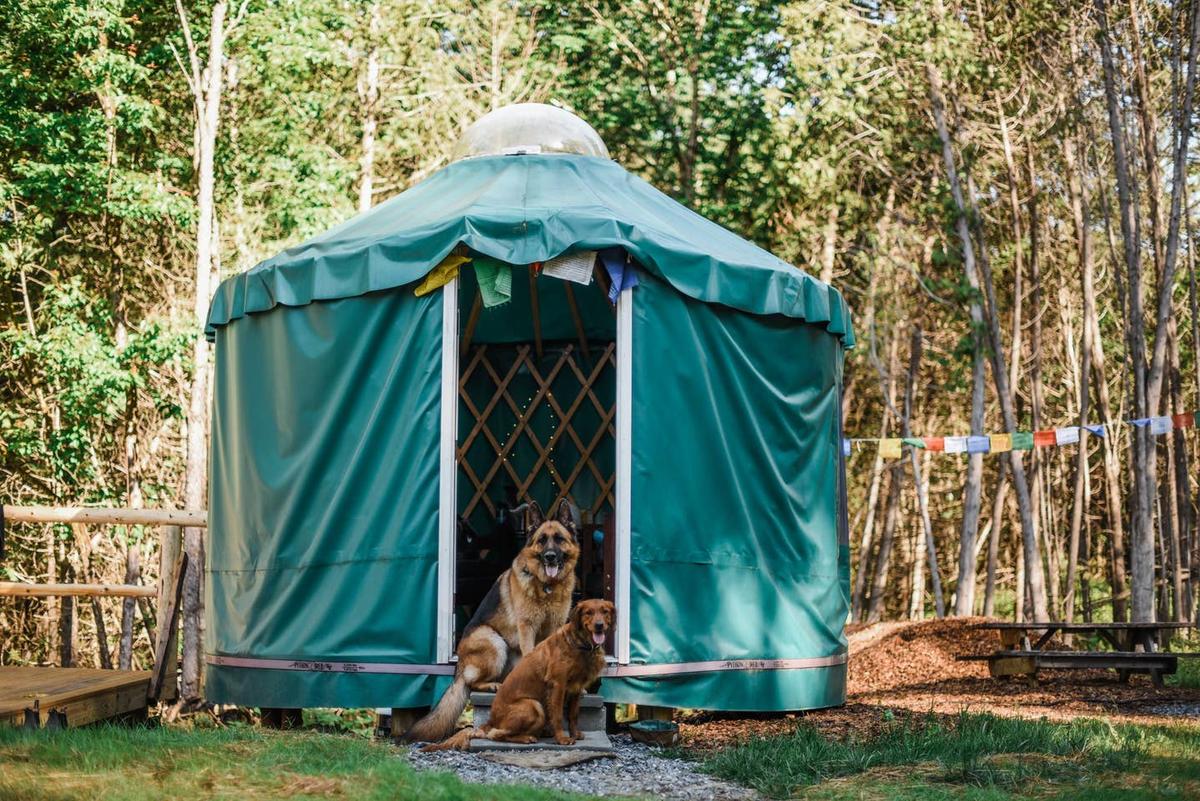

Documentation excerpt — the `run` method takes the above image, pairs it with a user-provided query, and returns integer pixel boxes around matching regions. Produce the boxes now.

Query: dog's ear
[554,499,578,539]
[524,501,544,536]
[569,603,585,631]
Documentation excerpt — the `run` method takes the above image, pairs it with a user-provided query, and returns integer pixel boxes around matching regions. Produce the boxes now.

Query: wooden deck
[0,666,152,728]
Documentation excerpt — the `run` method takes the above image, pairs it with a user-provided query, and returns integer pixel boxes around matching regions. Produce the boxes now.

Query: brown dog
[405,500,579,742]
[422,599,614,751]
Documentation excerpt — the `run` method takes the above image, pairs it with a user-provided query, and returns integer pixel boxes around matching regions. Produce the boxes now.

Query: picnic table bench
[964,621,1196,687]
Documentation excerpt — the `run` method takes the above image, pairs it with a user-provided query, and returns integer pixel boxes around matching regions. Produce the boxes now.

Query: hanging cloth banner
[902,437,926,448]
[474,255,512,308]
[1083,424,1105,437]
[989,433,1012,453]
[599,246,639,304]
[966,435,990,454]
[1054,427,1080,446]
[923,437,945,452]
[543,250,596,285]
[944,436,968,454]
[1033,430,1057,447]
[413,253,469,297]
[1150,416,1173,435]
[1173,413,1195,430]
[879,438,902,459]
[842,439,852,456]
[1011,431,1034,450]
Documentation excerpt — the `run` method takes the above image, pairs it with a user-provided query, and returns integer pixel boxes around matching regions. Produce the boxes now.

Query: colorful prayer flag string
[844,409,1200,459]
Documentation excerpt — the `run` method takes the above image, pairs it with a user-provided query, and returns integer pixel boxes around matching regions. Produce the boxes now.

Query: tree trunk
[853,334,899,621]
[983,460,1009,617]
[925,58,985,618]
[819,205,838,284]
[867,466,902,624]
[119,545,139,670]
[178,0,230,702]
[903,327,942,617]
[357,2,380,214]
[1167,323,1189,620]
[1084,135,1130,620]
[1063,133,1094,623]
[926,52,1049,618]
[1096,0,1153,621]
[1187,207,1200,619]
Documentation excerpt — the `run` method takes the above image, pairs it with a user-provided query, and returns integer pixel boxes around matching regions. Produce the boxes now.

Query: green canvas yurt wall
[203,149,854,711]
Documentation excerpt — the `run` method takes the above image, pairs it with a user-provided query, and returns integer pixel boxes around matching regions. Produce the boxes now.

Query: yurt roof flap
[205,154,854,347]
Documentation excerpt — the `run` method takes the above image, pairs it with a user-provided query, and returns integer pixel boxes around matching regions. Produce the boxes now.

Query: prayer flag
[1083,424,1105,437]
[1011,431,1034,450]
[1129,417,1151,428]
[902,437,926,448]
[1172,413,1195,430]
[1034,430,1057,447]
[966,435,991,454]
[543,251,595,285]
[599,246,639,304]
[879,438,902,459]
[989,433,1012,453]
[944,436,968,454]
[1054,427,1080,445]
[413,253,469,296]
[1150,416,1172,435]
[1196,411,1200,427]
[842,439,852,456]
[923,437,945,451]
[474,255,512,308]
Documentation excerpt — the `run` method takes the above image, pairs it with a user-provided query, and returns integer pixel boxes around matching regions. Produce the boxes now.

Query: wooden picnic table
[967,621,1196,687]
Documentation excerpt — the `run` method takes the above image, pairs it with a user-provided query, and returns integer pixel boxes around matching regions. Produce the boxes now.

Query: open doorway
[448,259,619,658]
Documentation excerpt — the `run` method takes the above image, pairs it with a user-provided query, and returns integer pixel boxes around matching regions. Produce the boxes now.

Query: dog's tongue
[592,632,606,645]
[545,564,559,579]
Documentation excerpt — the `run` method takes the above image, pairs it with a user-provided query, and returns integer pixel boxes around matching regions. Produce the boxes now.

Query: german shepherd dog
[405,500,580,742]
[422,599,614,750]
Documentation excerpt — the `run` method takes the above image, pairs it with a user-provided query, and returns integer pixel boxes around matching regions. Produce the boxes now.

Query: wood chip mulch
[678,617,1200,750]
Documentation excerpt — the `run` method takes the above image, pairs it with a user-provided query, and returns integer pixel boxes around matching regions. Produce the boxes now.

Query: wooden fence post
[153,525,183,702]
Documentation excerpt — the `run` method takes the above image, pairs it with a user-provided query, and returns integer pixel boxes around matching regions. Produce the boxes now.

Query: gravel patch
[406,734,757,800]
[1136,702,1200,717]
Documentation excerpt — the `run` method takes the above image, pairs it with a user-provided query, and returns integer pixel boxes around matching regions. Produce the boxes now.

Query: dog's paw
[569,729,583,741]
[476,682,501,692]
[554,733,576,746]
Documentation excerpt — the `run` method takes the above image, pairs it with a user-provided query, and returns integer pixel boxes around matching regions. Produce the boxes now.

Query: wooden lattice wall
[457,342,616,524]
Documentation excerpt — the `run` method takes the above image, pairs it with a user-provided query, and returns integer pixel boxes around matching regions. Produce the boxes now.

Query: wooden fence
[0,505,205,701]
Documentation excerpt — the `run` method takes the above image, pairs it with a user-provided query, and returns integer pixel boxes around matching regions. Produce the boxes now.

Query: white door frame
[435,277,459,663]
[614,287,633,664]
[435,273,633,665]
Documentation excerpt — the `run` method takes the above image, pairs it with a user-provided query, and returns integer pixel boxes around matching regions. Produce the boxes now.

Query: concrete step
[470,691,605,733]
[469,729,613,753]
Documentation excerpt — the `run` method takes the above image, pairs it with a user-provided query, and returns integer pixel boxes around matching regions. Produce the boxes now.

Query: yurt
[203,104,855,712]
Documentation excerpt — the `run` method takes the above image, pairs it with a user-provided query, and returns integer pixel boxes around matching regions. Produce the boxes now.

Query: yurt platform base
[0,666,152,729]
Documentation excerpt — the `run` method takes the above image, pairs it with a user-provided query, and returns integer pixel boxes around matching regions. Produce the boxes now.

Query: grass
[701,711,1200,800]
[1166,637,1200,689]
[0,723,596,801]
[3,711,1198,800]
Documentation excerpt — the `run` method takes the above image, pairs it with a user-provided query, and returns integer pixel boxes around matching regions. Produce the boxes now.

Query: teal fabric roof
[205,154,854,346]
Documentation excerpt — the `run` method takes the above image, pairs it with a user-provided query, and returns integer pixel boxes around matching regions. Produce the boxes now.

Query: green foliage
[1,277,189,497]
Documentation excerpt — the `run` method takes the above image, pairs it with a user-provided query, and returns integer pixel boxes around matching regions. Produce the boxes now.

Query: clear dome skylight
[452,103,610,161]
